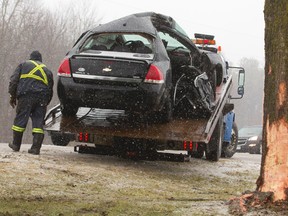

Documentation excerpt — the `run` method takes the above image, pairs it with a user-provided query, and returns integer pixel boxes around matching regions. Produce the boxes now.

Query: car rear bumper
[57,77,166,112]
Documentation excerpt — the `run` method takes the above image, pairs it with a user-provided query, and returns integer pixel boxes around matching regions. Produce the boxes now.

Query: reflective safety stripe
[12,125,25,132]
[32,128,44,134]
[20,60,48,85]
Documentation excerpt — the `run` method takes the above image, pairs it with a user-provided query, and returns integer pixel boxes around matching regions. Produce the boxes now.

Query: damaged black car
[57,12,227,122]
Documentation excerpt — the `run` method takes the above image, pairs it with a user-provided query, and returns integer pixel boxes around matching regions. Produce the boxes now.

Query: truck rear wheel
[205,115,223,162]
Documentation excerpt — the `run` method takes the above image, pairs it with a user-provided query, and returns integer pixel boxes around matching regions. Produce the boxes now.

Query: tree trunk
[257,0,288,201]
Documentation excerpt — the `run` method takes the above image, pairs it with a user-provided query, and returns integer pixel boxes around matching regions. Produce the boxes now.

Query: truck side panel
[45,108,208,142]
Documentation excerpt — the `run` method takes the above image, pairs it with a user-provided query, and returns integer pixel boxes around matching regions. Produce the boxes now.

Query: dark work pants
[12,95,47,134]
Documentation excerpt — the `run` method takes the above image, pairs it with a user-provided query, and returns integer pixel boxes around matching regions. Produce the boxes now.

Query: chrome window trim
[72,74,142,83]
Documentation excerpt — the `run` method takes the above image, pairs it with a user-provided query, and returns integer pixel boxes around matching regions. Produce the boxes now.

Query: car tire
[248,148,256,154]
[61,103,79,116]
[205,115,223,162]
[215,64,224,86]
[51,133,70,146]
[221,122,238,158]
[210,69,217,98]
[156,97,173,123]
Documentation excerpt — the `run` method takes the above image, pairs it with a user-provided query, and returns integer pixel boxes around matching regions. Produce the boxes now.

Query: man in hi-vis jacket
[8,51,54,155]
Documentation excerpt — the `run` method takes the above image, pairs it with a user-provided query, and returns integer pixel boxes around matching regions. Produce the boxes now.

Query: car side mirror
[237,69,245,96]
[237,86,244,95]
[229,67,245,99]
[238,69,245,87]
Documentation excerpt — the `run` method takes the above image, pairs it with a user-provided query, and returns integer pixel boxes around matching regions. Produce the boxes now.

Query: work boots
[8,131,23,152]
[28,133,44,155]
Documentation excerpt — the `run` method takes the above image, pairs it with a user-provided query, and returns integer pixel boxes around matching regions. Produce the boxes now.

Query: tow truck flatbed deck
[45,108,208,142]
[44,75,233,144]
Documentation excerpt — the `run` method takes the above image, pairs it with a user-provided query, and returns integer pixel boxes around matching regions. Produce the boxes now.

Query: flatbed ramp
[45,108,208,142]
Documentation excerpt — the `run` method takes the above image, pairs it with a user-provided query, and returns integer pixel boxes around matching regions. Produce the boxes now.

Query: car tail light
[144,64,164,84]
[58,58,71,77]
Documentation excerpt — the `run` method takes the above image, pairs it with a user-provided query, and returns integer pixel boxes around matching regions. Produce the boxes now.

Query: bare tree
[63,0,102,43]
[0,0,102,143]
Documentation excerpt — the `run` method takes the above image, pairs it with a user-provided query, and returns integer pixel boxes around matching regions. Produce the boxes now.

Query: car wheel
[248,148,256,154]
[210,69,217,98]
[61,103,79,116]
[215,64,224,86]
[51,133,70,146]
[155,97,173,123]
[205,114,223,161]
[221,122,238,158]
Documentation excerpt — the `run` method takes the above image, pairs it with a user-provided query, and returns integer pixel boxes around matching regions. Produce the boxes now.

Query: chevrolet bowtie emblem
[102,67,112,72]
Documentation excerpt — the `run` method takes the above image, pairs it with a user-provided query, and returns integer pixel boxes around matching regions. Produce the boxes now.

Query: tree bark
[257,0,288,201]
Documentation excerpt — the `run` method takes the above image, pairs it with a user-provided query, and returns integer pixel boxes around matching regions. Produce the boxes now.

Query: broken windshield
[158,32,189,51]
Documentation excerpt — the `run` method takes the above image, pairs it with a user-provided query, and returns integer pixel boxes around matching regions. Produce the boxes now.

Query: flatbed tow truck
[44,67,244,162]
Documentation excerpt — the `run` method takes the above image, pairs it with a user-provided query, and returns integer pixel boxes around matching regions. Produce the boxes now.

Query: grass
[0,171,257,216]
[0,151,259,216]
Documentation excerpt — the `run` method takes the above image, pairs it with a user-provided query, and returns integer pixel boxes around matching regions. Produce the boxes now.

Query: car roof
[75,12,199,57]
[91,12,165,36]
[90,12,191,38]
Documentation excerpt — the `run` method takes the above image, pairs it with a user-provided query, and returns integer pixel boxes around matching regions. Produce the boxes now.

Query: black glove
[9,96,17,108]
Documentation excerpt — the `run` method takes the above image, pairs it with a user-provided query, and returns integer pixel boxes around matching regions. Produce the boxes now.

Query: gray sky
[44,0,265,66]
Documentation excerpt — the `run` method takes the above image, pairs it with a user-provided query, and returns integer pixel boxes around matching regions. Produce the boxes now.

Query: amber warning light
[193,33,216,45]
[193,39,216,45]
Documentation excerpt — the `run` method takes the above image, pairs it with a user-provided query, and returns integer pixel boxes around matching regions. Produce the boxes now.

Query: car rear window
[79,33,154,54]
